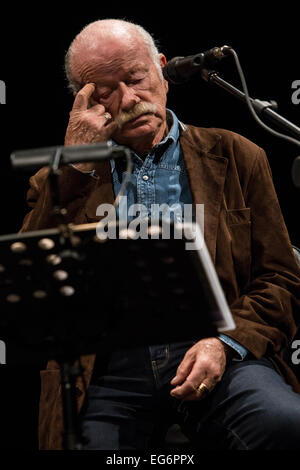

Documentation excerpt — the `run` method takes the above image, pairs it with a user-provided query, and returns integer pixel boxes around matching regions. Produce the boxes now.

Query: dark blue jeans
[79,341,300,450]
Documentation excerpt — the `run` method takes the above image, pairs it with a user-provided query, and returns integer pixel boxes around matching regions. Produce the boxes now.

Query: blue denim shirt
[109,109,248,361]
[110,110,193,221]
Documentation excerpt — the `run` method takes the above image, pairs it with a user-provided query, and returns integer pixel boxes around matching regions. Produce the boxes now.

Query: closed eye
[126,76,146,87]
[129,78,142,85]
[100,90,112,99]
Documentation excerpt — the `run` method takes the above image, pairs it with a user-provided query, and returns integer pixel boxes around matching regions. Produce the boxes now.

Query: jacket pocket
[227,208,251,291]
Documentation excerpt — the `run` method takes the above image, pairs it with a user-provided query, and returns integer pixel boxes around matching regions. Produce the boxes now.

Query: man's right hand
[64,83,117,172]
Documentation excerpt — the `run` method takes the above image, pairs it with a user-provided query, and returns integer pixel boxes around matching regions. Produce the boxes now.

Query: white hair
[64,19,162,92]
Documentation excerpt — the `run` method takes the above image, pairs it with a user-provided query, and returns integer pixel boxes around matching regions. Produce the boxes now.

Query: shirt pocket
[226,208,251,290]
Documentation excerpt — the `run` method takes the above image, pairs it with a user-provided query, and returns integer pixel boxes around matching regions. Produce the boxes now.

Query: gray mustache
[115,102,157,128]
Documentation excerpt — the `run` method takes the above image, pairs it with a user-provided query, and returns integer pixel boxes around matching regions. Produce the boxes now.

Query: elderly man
[21,19,300,450]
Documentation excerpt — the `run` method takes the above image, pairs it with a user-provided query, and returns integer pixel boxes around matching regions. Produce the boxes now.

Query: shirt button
[142,175,149,181]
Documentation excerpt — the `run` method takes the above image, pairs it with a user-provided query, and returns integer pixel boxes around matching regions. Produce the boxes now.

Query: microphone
[162,46,231,84]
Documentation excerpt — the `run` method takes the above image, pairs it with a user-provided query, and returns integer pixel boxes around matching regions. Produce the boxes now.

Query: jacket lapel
[180,126,228,263]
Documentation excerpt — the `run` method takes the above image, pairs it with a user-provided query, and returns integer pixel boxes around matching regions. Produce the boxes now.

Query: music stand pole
[47,148,84,450]
[60,359,84,450]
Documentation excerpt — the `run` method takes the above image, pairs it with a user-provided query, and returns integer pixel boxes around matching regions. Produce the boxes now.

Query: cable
[227,48,300,149]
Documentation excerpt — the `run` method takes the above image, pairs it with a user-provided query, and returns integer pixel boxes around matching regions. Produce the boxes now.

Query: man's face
[72,36,169,150]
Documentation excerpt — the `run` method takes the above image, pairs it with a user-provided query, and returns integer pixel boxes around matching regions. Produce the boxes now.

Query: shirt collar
[158,108,179,147]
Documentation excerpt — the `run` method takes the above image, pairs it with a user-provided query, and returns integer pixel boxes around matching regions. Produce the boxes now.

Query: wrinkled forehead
[71,34,152,84]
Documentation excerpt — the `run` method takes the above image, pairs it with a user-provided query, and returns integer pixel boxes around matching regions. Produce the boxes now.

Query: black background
[0,4,299,449]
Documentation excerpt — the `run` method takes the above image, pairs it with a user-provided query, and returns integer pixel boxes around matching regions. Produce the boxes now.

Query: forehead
[72,36,154,84]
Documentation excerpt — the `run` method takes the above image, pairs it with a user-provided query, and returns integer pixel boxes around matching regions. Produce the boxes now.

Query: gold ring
[196,382,209,395]
[103,112,111,121]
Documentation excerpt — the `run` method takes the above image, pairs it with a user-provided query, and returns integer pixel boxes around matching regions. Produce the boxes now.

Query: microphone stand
[201,68,300,141]
[200,68,300,188]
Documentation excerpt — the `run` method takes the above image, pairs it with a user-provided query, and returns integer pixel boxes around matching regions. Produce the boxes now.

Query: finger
[170,357,194,386]
[102,112,114,126]
[73,83,96,111]
[181,384,210,402]
[87,104,112,124]
[186,362,222,392]
[171,358,209,399]
[94,108,112,122]
[170,377,202,399]
[194,381,211,397]
[171,379,213,401]
[89,103,106,116]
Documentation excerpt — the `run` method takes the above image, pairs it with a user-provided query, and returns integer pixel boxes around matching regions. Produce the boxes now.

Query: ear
[158,54,169,93]
[159,53,167,68]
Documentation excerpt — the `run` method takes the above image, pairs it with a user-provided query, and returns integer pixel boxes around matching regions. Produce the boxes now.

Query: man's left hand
[170,337,231,401]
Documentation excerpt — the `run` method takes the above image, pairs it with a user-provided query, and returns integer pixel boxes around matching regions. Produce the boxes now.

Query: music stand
[4,142,235,449]
[0,219,235,449]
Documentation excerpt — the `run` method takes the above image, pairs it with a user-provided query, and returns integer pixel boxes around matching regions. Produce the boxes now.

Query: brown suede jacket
[20,125,300,449]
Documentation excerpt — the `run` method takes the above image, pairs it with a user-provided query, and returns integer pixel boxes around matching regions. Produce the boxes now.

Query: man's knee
[254,400,300,449]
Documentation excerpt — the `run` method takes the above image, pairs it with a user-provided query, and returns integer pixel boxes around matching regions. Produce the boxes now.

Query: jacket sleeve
[19,167,50,232]
[226,147,300,359]
[19,165,99,232]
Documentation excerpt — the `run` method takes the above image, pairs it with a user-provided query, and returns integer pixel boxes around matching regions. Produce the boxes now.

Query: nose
[119,82,140,111]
